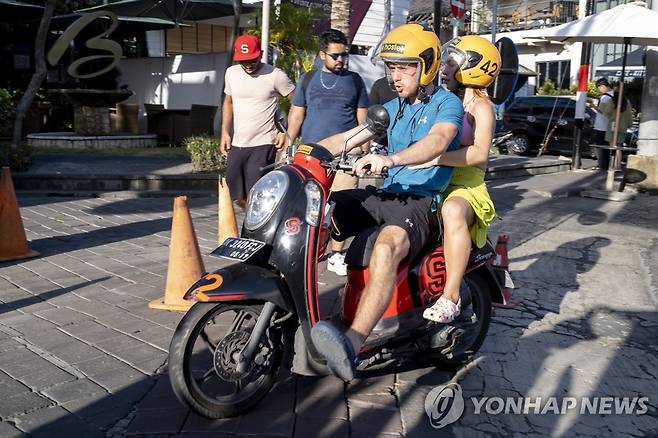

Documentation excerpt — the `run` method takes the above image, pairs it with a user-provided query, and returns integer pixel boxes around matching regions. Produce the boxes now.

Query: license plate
[211,237,266,262]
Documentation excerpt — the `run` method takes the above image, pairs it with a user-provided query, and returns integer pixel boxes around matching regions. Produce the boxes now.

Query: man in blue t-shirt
[288,29,369,144]
[310,23,463,382]
[288,28,370,276]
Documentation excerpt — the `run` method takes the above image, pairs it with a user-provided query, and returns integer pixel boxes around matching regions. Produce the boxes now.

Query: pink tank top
[460,112,475,146]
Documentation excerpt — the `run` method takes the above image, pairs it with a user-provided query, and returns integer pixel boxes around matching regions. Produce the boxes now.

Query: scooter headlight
[304,181,322,226]
[245,170,289,230]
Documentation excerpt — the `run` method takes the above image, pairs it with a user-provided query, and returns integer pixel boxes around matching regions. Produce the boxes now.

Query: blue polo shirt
[381,87,463,202]
[292,69,369,143]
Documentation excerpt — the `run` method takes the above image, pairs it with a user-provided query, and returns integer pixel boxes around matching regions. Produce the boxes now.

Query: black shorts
[329,186,439,262]
[226,145,276,201]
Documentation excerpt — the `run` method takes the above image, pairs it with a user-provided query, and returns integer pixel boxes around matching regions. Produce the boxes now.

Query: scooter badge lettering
[285,217,302,235]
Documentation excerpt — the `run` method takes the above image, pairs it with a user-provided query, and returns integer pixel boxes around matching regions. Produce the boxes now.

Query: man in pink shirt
[220,34,295,208]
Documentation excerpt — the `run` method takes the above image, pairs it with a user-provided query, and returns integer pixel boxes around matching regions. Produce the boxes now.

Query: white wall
[117,52,384,135]
[479,28,577,94]
[118,52,229,134]
[352,0,409,48]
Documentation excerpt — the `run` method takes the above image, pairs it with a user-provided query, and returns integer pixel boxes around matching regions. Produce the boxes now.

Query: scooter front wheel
[168,302,286,418]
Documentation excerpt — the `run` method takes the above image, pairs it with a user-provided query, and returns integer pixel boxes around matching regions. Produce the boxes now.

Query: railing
[470,0,578,35]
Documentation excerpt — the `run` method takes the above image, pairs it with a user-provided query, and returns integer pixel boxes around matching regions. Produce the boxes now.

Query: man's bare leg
[344,225,410,352]
[331,239,344,253]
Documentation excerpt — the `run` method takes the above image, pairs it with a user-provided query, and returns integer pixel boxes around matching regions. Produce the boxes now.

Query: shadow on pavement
[88,197,217,216]
[15,218,173,261]
[446,235,658,436]
[0,277,110,315]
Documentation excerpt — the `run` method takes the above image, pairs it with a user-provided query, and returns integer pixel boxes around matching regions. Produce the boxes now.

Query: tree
[250,3,322,82]
[331,0,350,38]
[11,0,56,148]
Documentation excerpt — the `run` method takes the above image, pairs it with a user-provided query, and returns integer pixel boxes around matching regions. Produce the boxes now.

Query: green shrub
[0,143,32,171]
[0,89,15,137]
[537,80,574,96]
[587,81,601,99]
[183,135,224,173]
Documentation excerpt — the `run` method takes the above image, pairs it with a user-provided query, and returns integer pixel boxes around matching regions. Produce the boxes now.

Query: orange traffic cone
[0,167,40,262]
[149,196,205,311]
[218,176,238,245]
[491,234,520,309]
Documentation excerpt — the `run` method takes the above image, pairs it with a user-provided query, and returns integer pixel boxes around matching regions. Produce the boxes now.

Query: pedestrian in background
[221,34,295,209]
[599,85,633,170]
[287,29,369,276]
[592,78,613,171]
[369,76,398,106]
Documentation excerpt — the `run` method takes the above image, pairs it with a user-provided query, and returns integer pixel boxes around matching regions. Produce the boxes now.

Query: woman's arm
[411,98,495,169]
[438,99,494,167]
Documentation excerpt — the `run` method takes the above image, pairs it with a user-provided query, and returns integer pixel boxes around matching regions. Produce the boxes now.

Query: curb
[13,173,220,193]
[14,158,573,197]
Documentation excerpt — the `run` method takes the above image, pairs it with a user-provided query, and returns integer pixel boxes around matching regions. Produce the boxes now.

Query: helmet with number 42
[442,35,501,88]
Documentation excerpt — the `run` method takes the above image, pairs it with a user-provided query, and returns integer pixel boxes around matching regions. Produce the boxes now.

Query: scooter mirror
[274,107,288,133]
[487,37,519,105]
[366,104,390,135]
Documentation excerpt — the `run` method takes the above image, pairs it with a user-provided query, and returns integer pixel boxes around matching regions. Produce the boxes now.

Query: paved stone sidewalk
[0,171,657,437]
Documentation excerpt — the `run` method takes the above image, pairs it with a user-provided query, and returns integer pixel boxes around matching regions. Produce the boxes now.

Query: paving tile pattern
[0,173,657,437]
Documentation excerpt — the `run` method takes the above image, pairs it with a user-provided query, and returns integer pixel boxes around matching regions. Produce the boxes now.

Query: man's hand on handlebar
[354,153,394,177]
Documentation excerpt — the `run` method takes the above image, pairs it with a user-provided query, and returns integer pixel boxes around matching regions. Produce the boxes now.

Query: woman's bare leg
[440,197,475,304]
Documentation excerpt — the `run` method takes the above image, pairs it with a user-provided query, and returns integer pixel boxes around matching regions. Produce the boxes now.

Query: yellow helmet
[379,22,440,87]
[442,35,501,88]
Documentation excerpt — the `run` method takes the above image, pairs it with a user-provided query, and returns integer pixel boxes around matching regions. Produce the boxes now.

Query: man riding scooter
[311,22,464,382]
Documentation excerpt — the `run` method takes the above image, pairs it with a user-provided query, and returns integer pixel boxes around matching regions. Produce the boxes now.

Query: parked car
[501,96,597,157]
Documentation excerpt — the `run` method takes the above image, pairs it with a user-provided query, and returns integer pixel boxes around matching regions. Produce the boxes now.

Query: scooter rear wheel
[168,303,286,418]
[432,272,492,365]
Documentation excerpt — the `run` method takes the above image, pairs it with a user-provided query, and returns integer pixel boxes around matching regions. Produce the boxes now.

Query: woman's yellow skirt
[443,166,496,248]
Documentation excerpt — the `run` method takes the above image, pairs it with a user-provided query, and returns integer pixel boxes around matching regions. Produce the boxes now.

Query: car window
[507,99,532,114]
[531,97,576,118]
[554,99,575,118]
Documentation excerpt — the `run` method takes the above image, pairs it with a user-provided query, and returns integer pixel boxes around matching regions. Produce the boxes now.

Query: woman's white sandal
[423,296,461,323]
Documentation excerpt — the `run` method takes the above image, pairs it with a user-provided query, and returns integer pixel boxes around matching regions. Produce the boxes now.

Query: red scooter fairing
[342,236,504,327]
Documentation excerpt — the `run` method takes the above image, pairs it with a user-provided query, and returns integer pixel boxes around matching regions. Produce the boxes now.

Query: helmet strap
[417,86,428,102]
[417,83,435,102]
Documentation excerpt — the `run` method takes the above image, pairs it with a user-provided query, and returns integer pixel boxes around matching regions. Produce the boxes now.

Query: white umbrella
[527,1,658,186]
[527,1,658,46]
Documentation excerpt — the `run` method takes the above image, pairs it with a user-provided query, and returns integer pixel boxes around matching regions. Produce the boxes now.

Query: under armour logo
[405,218,414,228]
[418,116,428,124]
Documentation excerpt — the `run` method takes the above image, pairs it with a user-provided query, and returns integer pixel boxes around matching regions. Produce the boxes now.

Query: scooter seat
[344,227,495,270]
[344,227,380,268]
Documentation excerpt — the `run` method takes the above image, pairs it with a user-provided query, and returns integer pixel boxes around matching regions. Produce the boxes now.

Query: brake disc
[213,330,252,382]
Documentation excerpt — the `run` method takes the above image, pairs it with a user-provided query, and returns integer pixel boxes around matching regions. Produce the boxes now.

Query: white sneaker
[327,252,347,276]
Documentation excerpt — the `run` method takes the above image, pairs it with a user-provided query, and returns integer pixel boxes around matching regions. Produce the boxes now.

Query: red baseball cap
[233,34,262,61]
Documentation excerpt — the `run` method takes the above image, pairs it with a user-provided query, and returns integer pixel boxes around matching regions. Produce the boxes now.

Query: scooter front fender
[183,263,293,312]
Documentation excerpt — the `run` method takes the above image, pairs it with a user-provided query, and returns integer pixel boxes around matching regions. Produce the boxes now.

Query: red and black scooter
[168,106,509,419]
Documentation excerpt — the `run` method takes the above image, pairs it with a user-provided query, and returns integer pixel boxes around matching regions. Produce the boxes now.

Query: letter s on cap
[240,44,249,54]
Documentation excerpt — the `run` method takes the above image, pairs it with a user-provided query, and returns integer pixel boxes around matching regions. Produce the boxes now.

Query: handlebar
[325,154,388,177]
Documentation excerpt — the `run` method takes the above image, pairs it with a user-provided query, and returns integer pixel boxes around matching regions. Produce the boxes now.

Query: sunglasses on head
[325,52,349,61]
